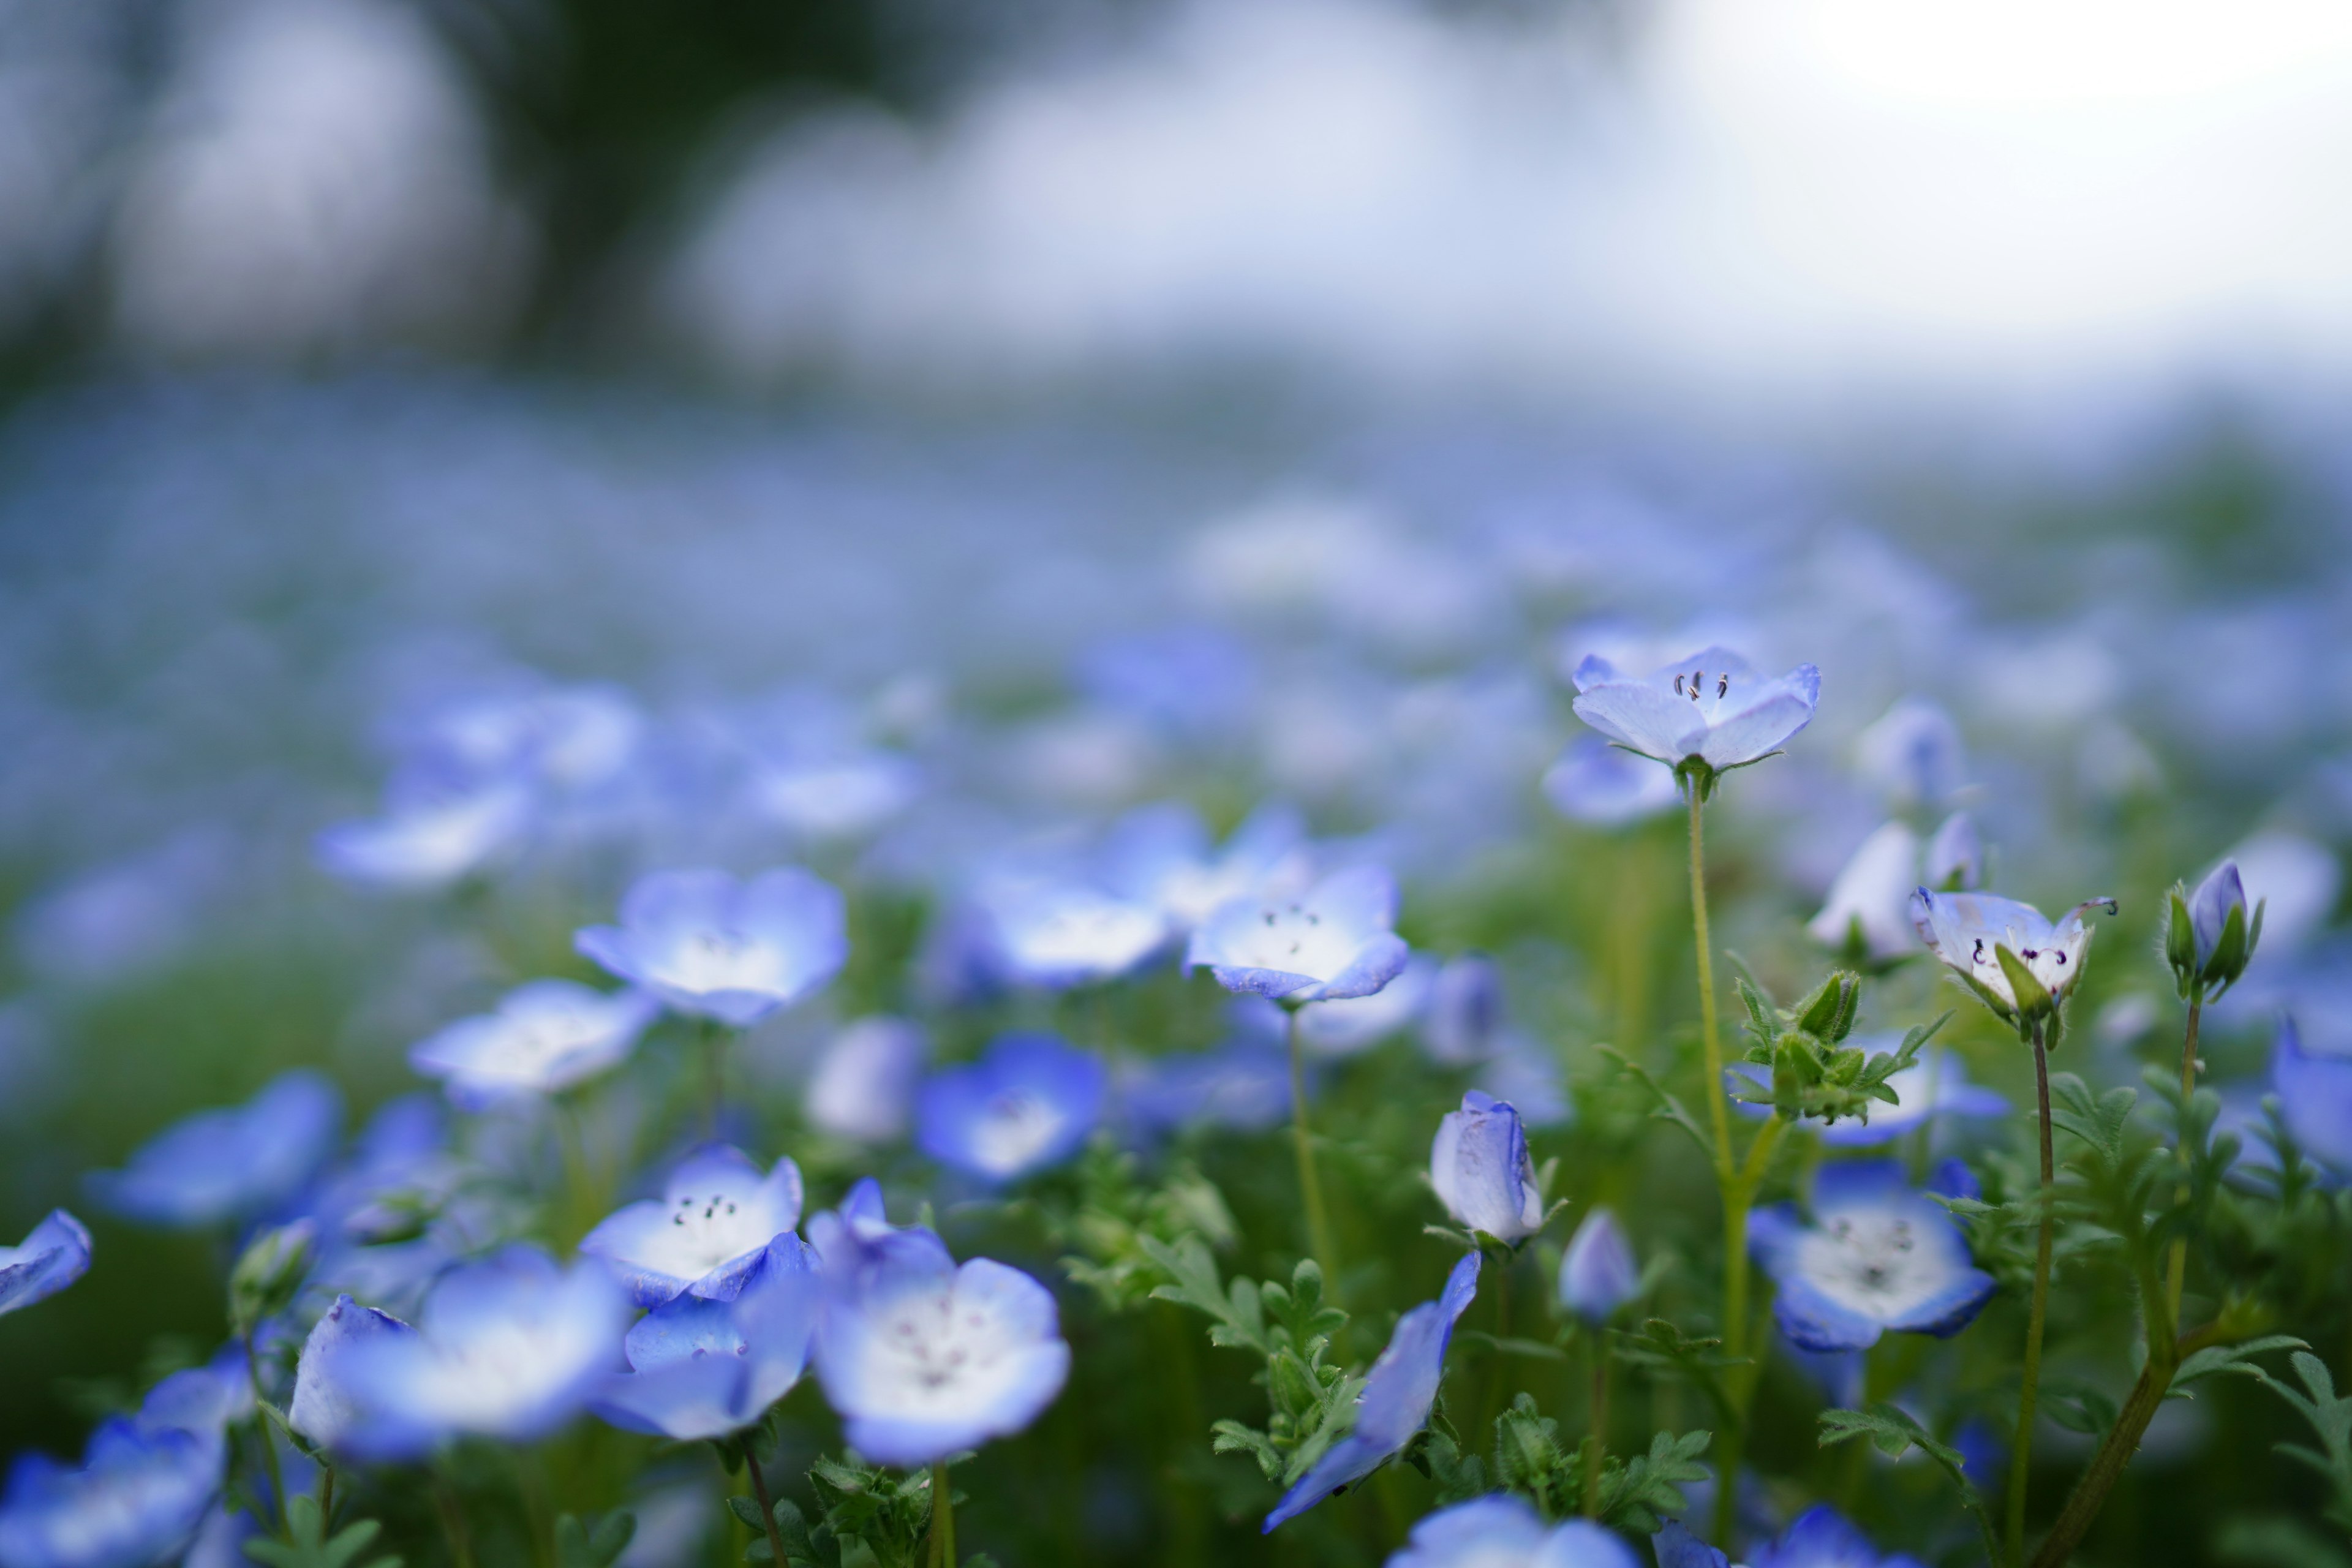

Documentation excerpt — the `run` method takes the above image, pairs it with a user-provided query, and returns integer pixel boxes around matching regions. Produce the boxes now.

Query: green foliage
[1727,967,1945,1129]
[1415,1394,1706,1536]
[1818,1404,1999,1568]
[1610,1319,1743,1429]
[228,1223,318,1340]
[2248,1352,2352,1536]
[742,1458,939,1568]
[1054,1142,1239,1313]
[242,1497,401,1568]
[554,1512,636,1568]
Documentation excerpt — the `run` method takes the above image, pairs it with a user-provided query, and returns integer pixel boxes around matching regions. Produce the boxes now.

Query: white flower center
[412,1317,590,1422]
[1793,1210,1950,1321]
[861,1284,1028,1415]
[660,927,790,995]
[967,1091,1069,1175]
[1670,667,1736,720]
[1224,900,1359,979]
[1005,899,1163,973]
[633,1189,768,1280]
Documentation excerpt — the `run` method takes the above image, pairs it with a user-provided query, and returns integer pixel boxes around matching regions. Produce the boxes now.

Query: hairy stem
[1582,1335,1610,1518]
[1286,1006,1341,1298]
[2007,1022,2057,1568]
[742,1439,790,1568]
[241,1330,288,1539]
[1687,786,1734,1186]
[1710,1114,1786,1547]
[2165,995,2203,1324]
[2028,1322,2218,1568]
[929,1461,957,1568]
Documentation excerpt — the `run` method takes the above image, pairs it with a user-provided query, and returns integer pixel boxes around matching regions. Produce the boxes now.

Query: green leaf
[1817,1405,1998,1568]
[243,1496,401,1568]
[1141,1234,1268,1355]
[2171,1336,2309,1395]
[1597,1428,1711,1535]
[1993,943,2052,1024]
[1596,1047,1713,1159]
[555,1512,636,1568]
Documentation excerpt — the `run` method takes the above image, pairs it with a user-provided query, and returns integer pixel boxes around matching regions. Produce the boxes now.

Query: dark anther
[2021,948,2038,960]
[1674,674,1685,695]
[1716,675,1728,698]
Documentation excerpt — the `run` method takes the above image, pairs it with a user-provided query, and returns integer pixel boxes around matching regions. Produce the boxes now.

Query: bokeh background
[3,0,2352,1561]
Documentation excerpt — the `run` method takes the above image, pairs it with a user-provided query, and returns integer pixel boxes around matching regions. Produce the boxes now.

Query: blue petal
[1305,932,1412,1002]
[1261,1434,1384,1534]
[1810,1159,1912,1211]
[1531,1518,1643,1568]
[1651,1519,1732,1568]
[1770,1273,1887,1354]
[1880,1265,1997,1339]
[0,1210,91,1318]
[2275,1016,2352,1173]
[1385,1495,1550,1564]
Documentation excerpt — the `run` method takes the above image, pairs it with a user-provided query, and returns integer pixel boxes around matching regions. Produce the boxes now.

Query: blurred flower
[1423,956,1503,1066]
[1541,736,1681,828]
[0,1211,89,1319]
[970,876,1168,989]
[1558,1207,1637,1324]
[1909,888,2116,1031]
[1570,647,1820,780]
[408,980,657,1109]
[805,1017,927,1144]
[1101,802,1310,933]
[314,777,532,892]
[1483,1039,1570,1129]
[89,1070,341,1230]
[1749,1161,1994,1352]
[288,1294,415,1453]
[809,1188,1069,1466]
[1923,812,1982,891]
[1808,823,1922,963]
[1430,1091,1544,1243]
[1651,1519,1726,1568]
[414,684,643,795]
[581,1144,805,1307]
[335,1245,631,1458]
[1076,627,1255,740]
[1188,865,1411,1003]
[2226,831,2340,955]
[593,1237,822,1441]
[2273,1016,2352,1173]
[1725,1047,2007,1147]
[1384,1494,1639,1567]
[1263,1251,1480,1532]
[753,753,920,843]
[1749,1506,1931,1568]
[1122,1042,1291,1136]
[1854,698,1966,809]
[576,867,847,1027]
[1297,956,1432,1057]
[916,1034,1105,1182]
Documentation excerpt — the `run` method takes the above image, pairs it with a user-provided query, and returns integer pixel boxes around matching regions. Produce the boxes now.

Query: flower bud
[1430,1092,1544,1243]
[228,1219,316,1338]
[1558,1208,1638,1324]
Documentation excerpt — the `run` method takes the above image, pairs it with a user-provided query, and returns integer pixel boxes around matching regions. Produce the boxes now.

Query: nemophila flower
[753,752,920,842]
[1542,736,1681,828]
[593,1237,822,1441]
[1809,823,1921,963]
[916,1034,1106,1182]
[1385,1494,1640,1568]
[970,875,1168,989]
[1123,1042,1292,1137]
[1264,1251,1482,1532]
[1909,888,2116,1032]
[1569,646,1820,785]
[334,1245,631,1458]
[1430,1092,1544,1243]
[408,979,658,1109]
[288,1295,415,1452]
[0,1211,90,1318]
[1424,956,1503,1066]
[1651,1518,1726,1568]
[1102,801,1310,932]
[1076,626,1256,740]
[418,683,643,794]
[575,867,847,1027]
[1923,812,1981,891]
[2272,1016,2352,1173]
[314,775,533,892]
[2167,859,2262,999]
[1559,1207,1638,1324]
[1188,865,1411,1005]
[1854,696,1966,810]
[1725,1046,2007,1148]
[805,1017,927,1144]
[1748,1506,1931,1568]
[581,1144,805,1306]
[1298,956,1433,1057]
[809,1186,1070,1466]
[1749,1161,1995,1353]
[89,1069,341,1230]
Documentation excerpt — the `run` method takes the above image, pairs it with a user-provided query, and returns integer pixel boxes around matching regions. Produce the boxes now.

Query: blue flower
[1423,956,1504,1066]
[2274,1015,2352,1173]
[1430,1092,1544,1243]
[1297,957,1433,1057]
[1101,801,1310,931]
[1924,812,1982,891]
[581,1144,805,1306]
[288,1295,416,1453]
[0,1348,249,1568]
[969,875,1169,989]
[1651,1518,1728,1568]
[809,1184,1070,1467]
[1264,1251,1482,1532]
[1386,1494,1640,1567]
[89,1070,341,1230]
[1909,888,2116,1027]
[1748,1505,1931,1568]
[2180,858,2261,994]
[333,1245,631,1458]
[1123,1042,1292,1137]
[0,1212,90,1319]
[1558,1207,1638,1325]
[1188,865,1411,1004]
[805,1017,929,1145]
[409,979,658,1109]
[1750,1162,1995,1353]
[1570,647,1820,777]
[1725,1045,2008,1147]
[593,1236,823,1441]
[916,1035,1106,1182]
[1541,737,1681,828]
[1853,697,1966,810]
[1808,824,1923,963]
[575,867,847,1027]
[753,753,921,843]
[315,774,533,892]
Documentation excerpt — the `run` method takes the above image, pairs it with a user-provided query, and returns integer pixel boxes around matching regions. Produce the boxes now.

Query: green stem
[1285,1007,1341,1297]
[1686,786,1734,1188]
[241,1331,288,1539]
[742,1439,790,1568]
[929,1461,956,1568]
[2007,1022,2057,1568]
[1710,1114,1785,1547]
[1480,1251,1515,1440]
[435,1471,477,1568]
[2028,1322,2216,1568]
[317,1463,334,1527]
[2165,995,2203,1325]
[701,1019,728,1138]
[1581,1333,1610,1518]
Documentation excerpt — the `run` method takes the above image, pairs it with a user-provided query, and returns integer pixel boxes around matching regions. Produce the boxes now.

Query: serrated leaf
[243,1497,401,1568]
[1818,1404,1996,1566]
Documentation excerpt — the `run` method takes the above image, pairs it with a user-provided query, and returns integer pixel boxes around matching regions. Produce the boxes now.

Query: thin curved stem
[1687,787,1733,1187]
[743,1439,790,1568]
[2007,1022,2057,1568]
[2165,995,2203,1324]
[1286,1007,1341,1296]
